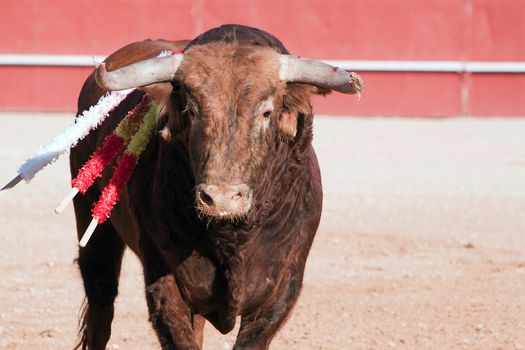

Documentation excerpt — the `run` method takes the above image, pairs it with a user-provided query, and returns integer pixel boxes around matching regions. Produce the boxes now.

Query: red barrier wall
[1,0,524,116]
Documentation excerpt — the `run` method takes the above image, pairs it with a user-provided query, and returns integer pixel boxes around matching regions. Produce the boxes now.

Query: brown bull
[71,24,362,350]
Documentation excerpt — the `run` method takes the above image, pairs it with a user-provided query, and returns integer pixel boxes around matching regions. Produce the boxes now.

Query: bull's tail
[73,297,88,350]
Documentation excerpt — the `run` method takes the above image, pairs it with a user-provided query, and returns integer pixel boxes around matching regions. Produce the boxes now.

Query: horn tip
[348,72,364,94]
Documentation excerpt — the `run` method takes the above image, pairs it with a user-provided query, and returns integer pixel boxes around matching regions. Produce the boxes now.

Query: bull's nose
[195,183,253,219]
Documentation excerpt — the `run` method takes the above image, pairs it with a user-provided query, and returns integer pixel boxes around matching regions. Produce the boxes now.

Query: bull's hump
[187,24,290,54]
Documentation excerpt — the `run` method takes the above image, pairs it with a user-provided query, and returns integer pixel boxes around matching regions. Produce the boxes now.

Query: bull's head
[95,42,363,221]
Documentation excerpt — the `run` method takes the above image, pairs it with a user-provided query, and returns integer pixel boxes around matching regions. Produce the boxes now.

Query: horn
[278,55,363,94]
[95,54,185,91]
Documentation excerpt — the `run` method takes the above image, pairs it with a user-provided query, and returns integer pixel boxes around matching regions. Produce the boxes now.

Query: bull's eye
[257,110,272,126]
[255,98,274,128]
[186,109,197,122]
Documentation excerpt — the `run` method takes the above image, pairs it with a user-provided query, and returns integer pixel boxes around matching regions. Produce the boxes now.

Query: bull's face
[177,44,289,220]
[95,41,363,222]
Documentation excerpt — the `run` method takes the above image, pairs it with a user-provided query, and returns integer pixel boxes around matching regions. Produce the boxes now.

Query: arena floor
[1,113,524,350]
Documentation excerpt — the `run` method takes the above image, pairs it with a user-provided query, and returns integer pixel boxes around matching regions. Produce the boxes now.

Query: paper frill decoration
[55,95,150,213]
[79,101,158,247]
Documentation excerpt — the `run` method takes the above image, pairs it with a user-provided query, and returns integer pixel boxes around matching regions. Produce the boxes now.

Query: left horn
[95,54,184,91]
[278,55,363,94]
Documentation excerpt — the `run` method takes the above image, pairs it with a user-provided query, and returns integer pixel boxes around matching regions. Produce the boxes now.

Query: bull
[71,24,363,350]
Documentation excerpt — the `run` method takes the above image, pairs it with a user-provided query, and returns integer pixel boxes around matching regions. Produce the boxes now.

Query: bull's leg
[233,274,302,350]
[192,314,206,348]
[74,204,125,350]
[140,234,202,350]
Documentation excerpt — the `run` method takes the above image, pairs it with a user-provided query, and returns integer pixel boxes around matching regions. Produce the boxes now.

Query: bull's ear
[278,111,298,140]
[141,83,175,141]
[160,113,175,142]
[278,82,347,142]
[152,82,189,142]
[279,83,315,141]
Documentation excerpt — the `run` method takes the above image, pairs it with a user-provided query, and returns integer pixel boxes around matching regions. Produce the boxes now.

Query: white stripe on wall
[1,54,525,73]
[0,54,105,67]
[324,60,525,73]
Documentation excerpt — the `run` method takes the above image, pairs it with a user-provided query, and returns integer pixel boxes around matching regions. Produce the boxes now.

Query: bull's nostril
[199,190,214,207]
[231,192,242,201]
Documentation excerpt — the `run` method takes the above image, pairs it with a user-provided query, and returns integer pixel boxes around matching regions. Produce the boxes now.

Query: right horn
[278,55,363,94]
[95,53,185,91]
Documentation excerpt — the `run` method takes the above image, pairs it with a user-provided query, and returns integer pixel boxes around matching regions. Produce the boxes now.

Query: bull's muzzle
[195,183,253,220]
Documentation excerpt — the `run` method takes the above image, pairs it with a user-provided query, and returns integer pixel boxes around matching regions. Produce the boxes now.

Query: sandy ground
[0,113,524,350]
